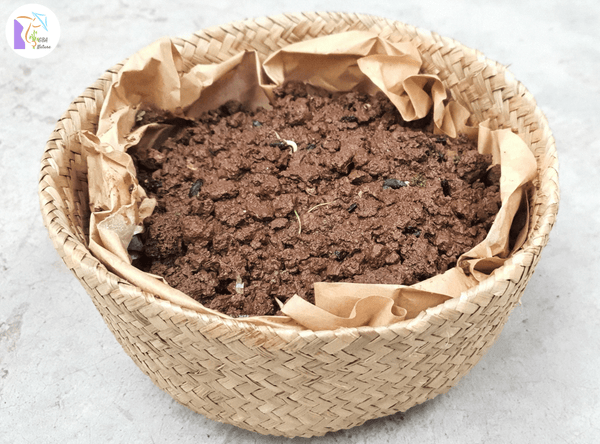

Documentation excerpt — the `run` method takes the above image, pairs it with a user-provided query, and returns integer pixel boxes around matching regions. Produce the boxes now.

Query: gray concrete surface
[1,1,598,442]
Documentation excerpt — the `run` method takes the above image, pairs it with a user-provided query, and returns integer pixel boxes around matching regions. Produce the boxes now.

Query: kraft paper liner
[457,123,537,280]
[283,283,452,329]
[262,31,470,137]
[83,31,537,331]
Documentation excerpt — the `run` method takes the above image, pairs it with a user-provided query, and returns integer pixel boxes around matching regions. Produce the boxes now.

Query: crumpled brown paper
[81,31,537,331]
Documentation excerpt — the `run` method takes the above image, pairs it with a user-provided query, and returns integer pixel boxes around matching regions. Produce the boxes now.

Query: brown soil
[130,82,501,317]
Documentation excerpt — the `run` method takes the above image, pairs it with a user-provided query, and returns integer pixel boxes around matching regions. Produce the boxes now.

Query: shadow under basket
[38,12,559,438]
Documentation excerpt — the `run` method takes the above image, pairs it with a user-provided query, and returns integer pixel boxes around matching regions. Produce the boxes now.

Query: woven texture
[39,12,559,438]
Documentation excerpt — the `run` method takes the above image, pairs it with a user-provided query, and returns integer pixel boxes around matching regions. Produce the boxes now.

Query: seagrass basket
[39,12,559,437]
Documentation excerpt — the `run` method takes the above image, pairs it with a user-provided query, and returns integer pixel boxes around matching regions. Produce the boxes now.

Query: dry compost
[130,82,500,316]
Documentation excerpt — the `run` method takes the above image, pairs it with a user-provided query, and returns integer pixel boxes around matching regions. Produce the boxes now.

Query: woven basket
[39,12,559,438]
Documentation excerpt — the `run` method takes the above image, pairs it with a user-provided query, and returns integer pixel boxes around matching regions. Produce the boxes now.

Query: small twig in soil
[235,275,244,295]
[294,209,302,234]
[275,131,298,153]
[307,201,336,213]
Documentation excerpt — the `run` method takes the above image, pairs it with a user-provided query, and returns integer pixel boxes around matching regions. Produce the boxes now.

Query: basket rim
[39,11,559,337]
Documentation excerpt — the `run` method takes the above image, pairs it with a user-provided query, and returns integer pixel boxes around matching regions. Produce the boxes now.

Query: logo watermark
[5,4,60,58]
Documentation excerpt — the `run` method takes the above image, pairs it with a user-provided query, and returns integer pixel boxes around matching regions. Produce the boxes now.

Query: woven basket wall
[39,12,559,438]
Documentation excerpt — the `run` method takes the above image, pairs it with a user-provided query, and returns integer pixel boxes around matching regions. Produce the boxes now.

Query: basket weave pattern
[39,12,559,437]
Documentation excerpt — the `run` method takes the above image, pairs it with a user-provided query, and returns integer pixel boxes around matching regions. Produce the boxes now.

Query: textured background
[1,1,598,442]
